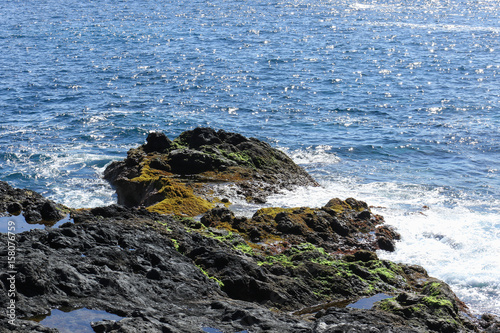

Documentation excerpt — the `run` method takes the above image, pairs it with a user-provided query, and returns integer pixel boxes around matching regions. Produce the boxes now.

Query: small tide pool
[202,327,248,333]
[25,307,123,333]
[346,293,392,310]
[0,213,73,233]
[293,293,392,316]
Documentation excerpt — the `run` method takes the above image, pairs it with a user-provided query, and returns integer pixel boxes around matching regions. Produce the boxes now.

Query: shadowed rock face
[103,128,318,216]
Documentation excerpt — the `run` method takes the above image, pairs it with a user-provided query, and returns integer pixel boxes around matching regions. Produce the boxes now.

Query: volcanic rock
[104,128,318,216]
[0,185,492,332]
[0,181,66,223]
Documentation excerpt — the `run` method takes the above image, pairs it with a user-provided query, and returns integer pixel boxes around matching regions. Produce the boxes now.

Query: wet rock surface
[104,128,318,216]
[0,195,495,332]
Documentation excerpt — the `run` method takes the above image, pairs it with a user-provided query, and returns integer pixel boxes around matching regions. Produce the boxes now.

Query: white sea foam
[379,202,500,316]
[6,145,119,208]
[51,176,116,208]
[279,145,341,165]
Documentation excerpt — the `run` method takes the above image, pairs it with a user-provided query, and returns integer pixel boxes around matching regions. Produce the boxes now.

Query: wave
[279,145,341,165]
[1,145,118,208]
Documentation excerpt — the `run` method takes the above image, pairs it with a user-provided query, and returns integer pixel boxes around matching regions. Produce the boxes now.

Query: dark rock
[377,235,396,252]
[328,215,350,236]
[146,268,162,280]
[0,213,315,332]
[480,313,500,332]
[275,212,305,235]
[201,207,235,227]
[357,210,372,220]
[314,307,420,333]
[7,202,22,214]
[90,204,133,219]
[143,132,172,153]
[168,148,235,174]
[0,180,67,224]
[345,197,369,211]
[177,127,222,148]
[149,156,171,172]
[24,209,42,223]
[377,224,401,239]
[103,128,318,216]
[41,201,62,221]
[354,250,378,262]
[91,320,115,333]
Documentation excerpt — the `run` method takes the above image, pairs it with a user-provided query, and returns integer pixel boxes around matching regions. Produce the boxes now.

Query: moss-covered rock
[375,279,477,332]
[201,198,399,254]
[104,128,318,216]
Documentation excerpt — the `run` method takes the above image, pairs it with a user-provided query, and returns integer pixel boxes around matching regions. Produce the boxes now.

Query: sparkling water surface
[1,0,499,316]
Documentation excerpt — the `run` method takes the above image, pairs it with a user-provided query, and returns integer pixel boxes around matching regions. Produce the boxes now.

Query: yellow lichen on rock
[127,157,214,216]
[147,178,214,216]
[148,194,213,217]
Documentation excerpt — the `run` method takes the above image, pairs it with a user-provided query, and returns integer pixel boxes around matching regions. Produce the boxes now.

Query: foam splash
[378,203,500,316]
[3,145,119,208]
[50,175,116,208]
[279,145,341,166]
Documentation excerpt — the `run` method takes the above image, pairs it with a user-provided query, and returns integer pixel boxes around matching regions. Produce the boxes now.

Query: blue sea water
[0,0,498,316]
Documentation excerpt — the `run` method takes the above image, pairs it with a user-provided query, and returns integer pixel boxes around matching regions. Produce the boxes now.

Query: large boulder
[104,128,318,216]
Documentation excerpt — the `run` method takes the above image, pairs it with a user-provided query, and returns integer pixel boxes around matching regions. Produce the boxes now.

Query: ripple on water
[24,307,123,333]
[0,214,73,234]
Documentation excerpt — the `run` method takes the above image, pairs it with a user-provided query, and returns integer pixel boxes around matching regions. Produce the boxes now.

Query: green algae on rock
[200,197,399,253]
[374,280,477,332]
[104,128,318,216]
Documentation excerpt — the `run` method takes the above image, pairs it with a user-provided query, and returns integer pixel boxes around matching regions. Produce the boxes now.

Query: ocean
[0,0,498,316]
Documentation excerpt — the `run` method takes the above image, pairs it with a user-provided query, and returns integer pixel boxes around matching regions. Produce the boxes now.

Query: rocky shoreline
[1,128,498,332]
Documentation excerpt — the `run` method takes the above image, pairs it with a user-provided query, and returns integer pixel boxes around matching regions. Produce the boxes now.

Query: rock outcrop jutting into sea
[103,128,318,215]
[0,129,498,332]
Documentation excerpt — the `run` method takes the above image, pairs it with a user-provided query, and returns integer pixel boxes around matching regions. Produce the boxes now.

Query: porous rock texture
[0,181,66,223]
